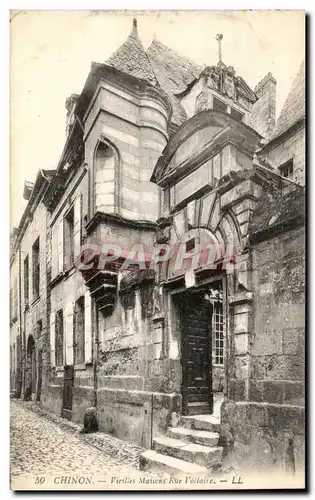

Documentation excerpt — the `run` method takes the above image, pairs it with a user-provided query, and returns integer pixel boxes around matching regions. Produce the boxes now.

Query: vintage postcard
[10,10,305,491]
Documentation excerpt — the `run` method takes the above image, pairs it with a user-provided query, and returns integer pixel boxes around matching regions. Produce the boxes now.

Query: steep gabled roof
[146,39,203,95]
[270,60,305,141]
[106,19,158,85]
[146,39,203,126]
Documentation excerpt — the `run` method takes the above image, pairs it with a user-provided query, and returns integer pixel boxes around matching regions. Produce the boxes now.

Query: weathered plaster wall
[96,279,180,448]
[42,166,94,423]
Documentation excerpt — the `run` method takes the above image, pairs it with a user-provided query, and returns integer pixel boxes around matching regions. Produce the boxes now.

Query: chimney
[249,72,276,141]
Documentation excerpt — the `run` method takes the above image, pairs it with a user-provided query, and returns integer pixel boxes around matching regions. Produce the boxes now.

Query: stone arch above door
[157,187,246,282]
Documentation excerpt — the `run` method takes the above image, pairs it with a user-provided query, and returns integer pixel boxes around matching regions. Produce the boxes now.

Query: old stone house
[10,19,305,476]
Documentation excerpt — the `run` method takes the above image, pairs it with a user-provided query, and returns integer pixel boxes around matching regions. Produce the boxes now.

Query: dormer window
[279,159,294,180]
[213,96,227,113]
[231,107,244,122]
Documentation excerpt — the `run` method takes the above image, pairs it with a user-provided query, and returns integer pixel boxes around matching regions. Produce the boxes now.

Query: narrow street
[10,400,158,490]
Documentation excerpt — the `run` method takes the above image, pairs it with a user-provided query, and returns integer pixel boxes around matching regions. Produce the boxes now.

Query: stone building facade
[10,19,305,476]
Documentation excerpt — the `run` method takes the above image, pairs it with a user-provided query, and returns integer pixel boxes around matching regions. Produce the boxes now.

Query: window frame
[73,296,85,366]
[279,159,294,180]
[55,309,64,367]
[63,205,75,271]
[32,237,40,300]
[212,301,224,366]
[212,96,228,114]
[230,107,244,122]
[24,254,29,308]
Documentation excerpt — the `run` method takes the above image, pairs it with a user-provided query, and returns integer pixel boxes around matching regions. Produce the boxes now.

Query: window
[55,309,64,366]
[24,255,29,308]
[37,320,42,338]
[279,159,294,180]
[64,207,74,269]
[74,297,85,365]
[213,302,224,365]
[163,189,170,216]
[213,96,227,113]
[231,107,244,122]
[32,238,40,299]
[121,290,136,324]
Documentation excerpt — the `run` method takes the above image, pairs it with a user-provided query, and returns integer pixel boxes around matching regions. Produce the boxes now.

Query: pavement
[10,399,161,491]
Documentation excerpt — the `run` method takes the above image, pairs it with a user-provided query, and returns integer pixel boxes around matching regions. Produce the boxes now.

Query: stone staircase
[140,396,224,475]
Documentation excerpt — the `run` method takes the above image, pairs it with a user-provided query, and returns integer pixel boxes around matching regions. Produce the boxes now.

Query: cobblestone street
[10,400,159,490]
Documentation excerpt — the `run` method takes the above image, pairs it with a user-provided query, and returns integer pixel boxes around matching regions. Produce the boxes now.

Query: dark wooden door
[62,365,74,420]
[179,292,213,415]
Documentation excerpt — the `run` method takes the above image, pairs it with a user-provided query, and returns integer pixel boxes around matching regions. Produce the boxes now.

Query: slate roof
[269,60,305,141]
[146,39,203,126]
[106,19,158,85]
[106,21,203,127]
[146,39,203,95]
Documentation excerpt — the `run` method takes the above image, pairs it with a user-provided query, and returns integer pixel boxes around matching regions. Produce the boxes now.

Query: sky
[10,10,305,229]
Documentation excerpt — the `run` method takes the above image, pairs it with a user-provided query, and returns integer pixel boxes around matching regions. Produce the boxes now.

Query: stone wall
[250,227,305,406]
[84,82,169,222]
[221,224,305,475]
[10,199,50,401]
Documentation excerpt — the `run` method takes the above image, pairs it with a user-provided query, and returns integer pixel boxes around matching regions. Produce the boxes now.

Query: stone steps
[167,426,220,447]
[139,449,208,475]
[139,408,223,475]
[181,414,221,433]
[153,435,223,468]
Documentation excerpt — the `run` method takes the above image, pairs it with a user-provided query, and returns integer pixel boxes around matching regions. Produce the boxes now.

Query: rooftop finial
[131,18,138,38]
[216,34,223,63]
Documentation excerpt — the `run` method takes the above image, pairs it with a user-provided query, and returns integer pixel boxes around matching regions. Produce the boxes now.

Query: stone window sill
[74,363,87,371]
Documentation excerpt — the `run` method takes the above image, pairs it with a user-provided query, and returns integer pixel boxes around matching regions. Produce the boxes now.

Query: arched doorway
[26,335,36,397]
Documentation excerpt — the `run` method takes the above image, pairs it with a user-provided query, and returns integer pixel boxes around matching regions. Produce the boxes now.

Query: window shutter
[51,224,57,279]
[50,312,56,367]
[84,291,92,364]
[57,219,64,274]
[65,302,74,366]
[74,194,82,260]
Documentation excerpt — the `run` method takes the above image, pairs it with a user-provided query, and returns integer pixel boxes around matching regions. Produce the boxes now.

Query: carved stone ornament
[222,67,236,100]
[195,91,208,113]
[204,66,221,91]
